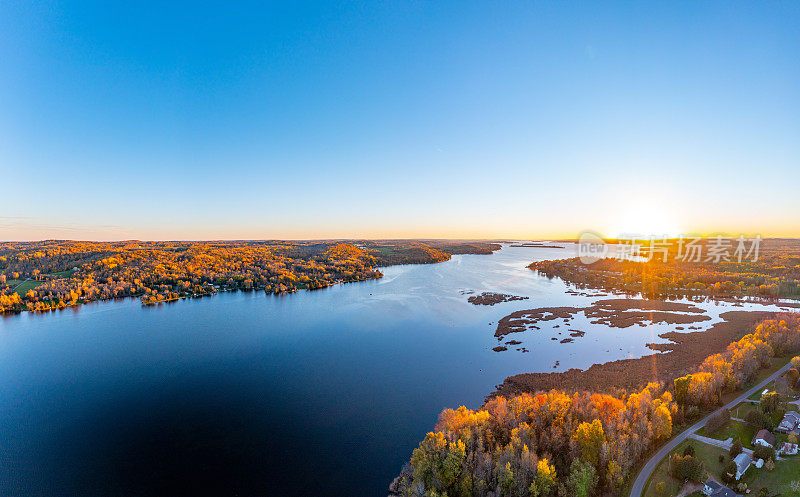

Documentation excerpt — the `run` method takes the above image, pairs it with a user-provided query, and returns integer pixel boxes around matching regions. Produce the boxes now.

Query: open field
[731,401,758,420]
[43,269,76,278]
[697,419,756,447]
[11,280,45,296]
[643,439,728,497]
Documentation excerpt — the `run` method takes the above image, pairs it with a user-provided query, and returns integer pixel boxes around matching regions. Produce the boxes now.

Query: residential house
[777,411,800,433]
[780,442,798,455]
[752,428,777,448]
[703,478,739,497]
[733,452,752,480]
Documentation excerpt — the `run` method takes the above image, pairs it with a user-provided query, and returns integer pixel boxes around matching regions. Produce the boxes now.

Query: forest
[530,239,800,300]
[0,240,499,313]
[391,314,800,497]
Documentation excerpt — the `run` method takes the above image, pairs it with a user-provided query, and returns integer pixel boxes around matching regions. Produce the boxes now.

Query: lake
[0,244,785,496]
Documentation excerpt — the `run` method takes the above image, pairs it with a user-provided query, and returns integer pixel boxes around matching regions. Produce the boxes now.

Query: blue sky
[2,1,799,240]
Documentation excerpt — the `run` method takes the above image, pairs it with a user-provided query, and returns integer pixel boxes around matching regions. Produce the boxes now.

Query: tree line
[530,239,800,300]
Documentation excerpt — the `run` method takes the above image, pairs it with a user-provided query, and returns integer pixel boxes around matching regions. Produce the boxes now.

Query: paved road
[629,361,792,497]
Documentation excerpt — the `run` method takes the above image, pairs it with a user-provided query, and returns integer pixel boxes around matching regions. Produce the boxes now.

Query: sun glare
[609,211,683,239]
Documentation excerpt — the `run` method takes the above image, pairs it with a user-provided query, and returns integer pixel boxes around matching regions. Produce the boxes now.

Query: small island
[467,292,529,306]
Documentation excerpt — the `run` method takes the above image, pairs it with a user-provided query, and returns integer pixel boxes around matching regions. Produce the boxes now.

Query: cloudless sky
[2,1,799,240]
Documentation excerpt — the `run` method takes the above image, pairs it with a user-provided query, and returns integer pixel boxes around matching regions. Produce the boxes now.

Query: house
[733,452,752,480]
[703,478,739,497]
[777,411,800,433]
[752,428,777,448]
[780,442,798,455]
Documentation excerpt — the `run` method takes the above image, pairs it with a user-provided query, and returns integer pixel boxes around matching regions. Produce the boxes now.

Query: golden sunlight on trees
[394,383,675,497]
[531,239,800,300]
[0,240,498,313]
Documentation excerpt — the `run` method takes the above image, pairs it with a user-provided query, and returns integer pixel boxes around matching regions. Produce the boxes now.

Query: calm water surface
[0,244,786,496]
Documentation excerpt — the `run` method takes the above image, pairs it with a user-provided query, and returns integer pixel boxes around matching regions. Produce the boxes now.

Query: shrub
[655,481,666,495]
[670,453,704,482]
[682,444,696,457]
[746,409,772,429]
[729,438,743,458]
[722,460,738,485]
[753,445,776,462]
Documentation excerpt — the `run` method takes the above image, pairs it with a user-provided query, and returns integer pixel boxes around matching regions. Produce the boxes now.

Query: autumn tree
[760,391,782,414]
[532,459,557,497]
[567,459,598,497]
[573,419,605,466]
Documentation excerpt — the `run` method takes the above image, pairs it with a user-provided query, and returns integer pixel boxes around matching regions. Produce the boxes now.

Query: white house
[733,452,752,480]
[752,429,777,448]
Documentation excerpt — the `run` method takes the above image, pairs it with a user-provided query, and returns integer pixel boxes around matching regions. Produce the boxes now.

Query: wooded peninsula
[0,240,499,313]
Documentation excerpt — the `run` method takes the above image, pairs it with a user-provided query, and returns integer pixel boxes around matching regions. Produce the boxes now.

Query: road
[629,361,792,497]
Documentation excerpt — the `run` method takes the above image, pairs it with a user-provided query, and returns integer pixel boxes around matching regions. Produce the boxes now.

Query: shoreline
[489,309,778,399]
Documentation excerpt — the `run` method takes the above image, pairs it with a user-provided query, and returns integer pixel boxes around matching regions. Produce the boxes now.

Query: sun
[609,211,683,239]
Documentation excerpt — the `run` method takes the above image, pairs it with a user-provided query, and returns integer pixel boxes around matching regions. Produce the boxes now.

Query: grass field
[643,439,728,497]
[741,455,800,495]
[7,270,76,296]
[44,269,76,278]
[732,401,759,420]
[697,419,757,447]
[11,280,45,296]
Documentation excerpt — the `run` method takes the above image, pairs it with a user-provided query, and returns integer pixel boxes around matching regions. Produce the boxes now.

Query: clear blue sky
[2,1,799,240]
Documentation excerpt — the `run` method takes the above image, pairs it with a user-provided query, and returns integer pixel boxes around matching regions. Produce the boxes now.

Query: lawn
[44,269,76,278]
[697,419,757,448]
[643,440,728,497]
[11,280,45,296]
[749,381,775,401]
[731,401,759,420]
[742,455,800,495]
